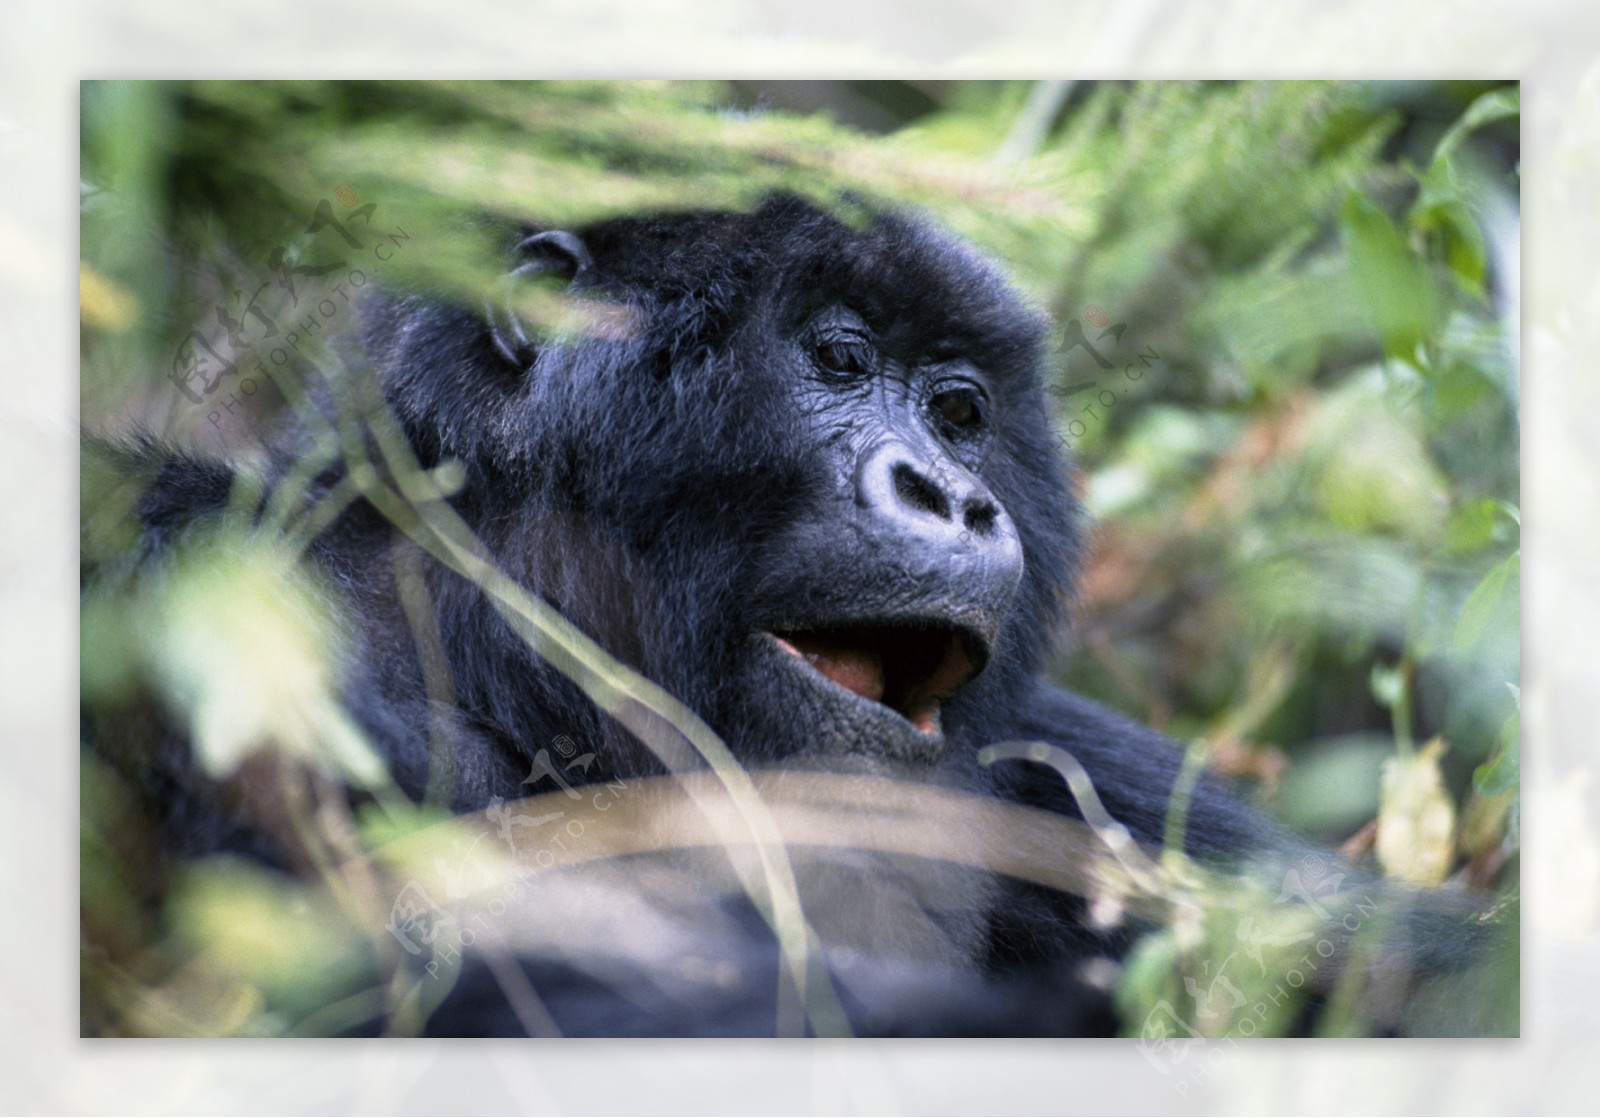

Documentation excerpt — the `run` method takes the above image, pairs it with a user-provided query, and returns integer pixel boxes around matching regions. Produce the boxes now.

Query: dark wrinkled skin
[91,197,1300,1036]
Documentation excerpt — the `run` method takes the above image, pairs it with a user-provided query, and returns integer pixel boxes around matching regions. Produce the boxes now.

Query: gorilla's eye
[932,385,986,432]
[812,336,875,377]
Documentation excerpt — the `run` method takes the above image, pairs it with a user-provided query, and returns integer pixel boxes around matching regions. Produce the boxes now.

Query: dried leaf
[1376,737,1457,888]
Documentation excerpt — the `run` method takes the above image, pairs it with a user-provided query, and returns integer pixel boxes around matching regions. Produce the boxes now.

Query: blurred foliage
[79,80,1519,1038]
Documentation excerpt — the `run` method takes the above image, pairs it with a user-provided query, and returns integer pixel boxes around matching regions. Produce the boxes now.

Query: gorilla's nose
[856,440,1022,567]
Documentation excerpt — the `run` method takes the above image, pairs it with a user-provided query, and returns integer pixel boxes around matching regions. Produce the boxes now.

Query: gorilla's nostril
[891,462,951,521]
[963,499,999,537]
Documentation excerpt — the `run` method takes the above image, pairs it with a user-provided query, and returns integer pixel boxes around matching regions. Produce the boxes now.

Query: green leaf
[1115,929,1184,1036]
[151,534,390,788]
[1340,192,1439,363]
[1432,86,1520,172]
[1317,406,1449,541]
[1430,361,1497,426]
[1408,86,1516,299]
[1430,198,1488,291]
[1453,551,1519,653]
[1445,497,1501,553]
[1474,710,1521,796]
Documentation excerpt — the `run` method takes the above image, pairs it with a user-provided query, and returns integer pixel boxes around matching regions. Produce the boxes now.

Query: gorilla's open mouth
[767,624,985,736]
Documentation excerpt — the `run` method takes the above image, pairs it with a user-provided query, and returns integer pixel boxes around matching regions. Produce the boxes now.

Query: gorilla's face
[453,199,1080,778]
[733,296,1028,767]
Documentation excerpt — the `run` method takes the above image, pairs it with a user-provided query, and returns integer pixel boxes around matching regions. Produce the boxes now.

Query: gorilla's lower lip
[765,623,983,736]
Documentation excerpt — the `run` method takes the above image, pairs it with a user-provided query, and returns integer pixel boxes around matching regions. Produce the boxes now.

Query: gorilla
[87,196,1478,1037]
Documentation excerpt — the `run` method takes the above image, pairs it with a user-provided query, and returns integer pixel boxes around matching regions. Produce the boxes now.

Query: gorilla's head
[363,197,1082,784]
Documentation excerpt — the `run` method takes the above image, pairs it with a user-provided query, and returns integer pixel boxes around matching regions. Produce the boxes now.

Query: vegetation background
[79,80,1520,1040]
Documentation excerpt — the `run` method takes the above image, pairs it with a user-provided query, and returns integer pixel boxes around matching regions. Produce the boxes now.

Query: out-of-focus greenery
[80,81,1519,1038]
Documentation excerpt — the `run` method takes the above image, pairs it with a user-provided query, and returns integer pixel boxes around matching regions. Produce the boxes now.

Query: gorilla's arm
[990,679,1283,860]
[409,682,1290,1039]
[415,936,1119,1038]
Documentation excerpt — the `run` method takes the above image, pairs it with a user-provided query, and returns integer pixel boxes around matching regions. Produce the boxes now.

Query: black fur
[92,197,1301,1036]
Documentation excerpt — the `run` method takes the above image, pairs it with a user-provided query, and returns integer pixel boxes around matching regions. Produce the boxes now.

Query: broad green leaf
[1432,86,1519,171]
[150,535,389,788]
[1421,197,1488,292]
[1115,929,1183,1037]
[1474,709,1520,796]
[1409,86,1516,299]
[1445,497,1501,553]
[1340,191,1439,363]
[1317,408,1449,541]
[1453,551,1520,653]
[168,860,374,1021]
[1430,361,1497,425]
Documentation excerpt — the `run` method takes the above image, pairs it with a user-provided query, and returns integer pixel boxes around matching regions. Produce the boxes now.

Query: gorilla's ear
[487,230,594,370]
